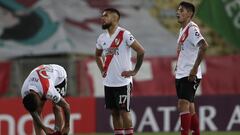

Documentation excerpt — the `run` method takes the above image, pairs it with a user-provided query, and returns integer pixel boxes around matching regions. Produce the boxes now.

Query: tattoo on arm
[95,49,104,72]
[131,40,145,73]
[194,39,208,68]
[134,52,144,73]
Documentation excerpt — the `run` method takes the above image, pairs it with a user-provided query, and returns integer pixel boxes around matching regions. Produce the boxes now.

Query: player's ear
[112,13,119,22]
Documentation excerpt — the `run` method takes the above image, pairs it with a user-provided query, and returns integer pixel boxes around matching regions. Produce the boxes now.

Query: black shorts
[175,77,201,102]
[104,83,132,112]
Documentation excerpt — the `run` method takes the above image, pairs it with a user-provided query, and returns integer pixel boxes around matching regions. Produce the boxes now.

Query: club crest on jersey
[115,38,120,46]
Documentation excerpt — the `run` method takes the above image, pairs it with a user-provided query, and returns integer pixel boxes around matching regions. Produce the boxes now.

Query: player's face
[101,11,113,29]
[176,6,192,24]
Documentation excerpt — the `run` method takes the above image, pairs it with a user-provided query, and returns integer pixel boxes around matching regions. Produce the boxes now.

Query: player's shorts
[175,77,201,102]
[104,83,132,112]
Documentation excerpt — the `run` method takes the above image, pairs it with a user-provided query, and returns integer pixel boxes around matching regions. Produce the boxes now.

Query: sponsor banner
[96,96,240,132]
[0,62,11,96]
[202,55,240,95]
[0,97,96,134]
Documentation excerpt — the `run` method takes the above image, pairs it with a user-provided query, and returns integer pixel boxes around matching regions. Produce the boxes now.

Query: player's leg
[178,99,191,135]
[189,79,201,135]
[112,109,124,135]
[119,83,134,135]
[52,103,64,131]
[121,111,133,135]
[105,86,124,135]
[190,103,200,135]
[176,77,193,135]
[33,100,45,135]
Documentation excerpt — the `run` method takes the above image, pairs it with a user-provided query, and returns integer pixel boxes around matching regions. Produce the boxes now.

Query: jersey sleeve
[46,80,62,103]
[96,35,103,49]
[188,26,204,47]
[124,30,135,46]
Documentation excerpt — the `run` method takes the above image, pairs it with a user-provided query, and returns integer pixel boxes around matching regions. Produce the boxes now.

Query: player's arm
[95,48,106,77]
[189,39,208,81]
[121,40,145,77]
[52,103,64,131]
[56,98,70,134]
[30,111,55,134]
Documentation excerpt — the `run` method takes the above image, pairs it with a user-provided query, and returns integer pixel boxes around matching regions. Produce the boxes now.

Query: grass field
[78,132,240,135]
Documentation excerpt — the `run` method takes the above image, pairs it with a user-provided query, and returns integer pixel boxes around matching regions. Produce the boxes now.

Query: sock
[114,128,124,135]
[191,113,200,135]
[125,127,134,135]
[180,112,191,135]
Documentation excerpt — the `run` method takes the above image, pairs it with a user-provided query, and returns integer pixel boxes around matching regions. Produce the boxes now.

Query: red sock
[114,128,124,135]
[125,127,134,135]
[191,114,200,135]
[180,112,191,135]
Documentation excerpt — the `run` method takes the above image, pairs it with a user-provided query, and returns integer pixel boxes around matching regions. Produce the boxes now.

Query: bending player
[21,64,70,135]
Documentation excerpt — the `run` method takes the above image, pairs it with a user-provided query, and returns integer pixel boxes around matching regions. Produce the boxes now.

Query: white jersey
[176,21,204,79]
[96,27,135,87]
[21,64,67,103]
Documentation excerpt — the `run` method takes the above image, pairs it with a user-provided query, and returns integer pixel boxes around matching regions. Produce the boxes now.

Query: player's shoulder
[189,21,200,29]
[97,32,107,41]
[188,21,201,32]
[118,27,132,38]
[118,26,130,33]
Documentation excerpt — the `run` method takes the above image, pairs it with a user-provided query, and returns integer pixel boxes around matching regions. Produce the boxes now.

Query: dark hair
[22,93,39,112]
[103,8,120,19]
[179,1,195,18]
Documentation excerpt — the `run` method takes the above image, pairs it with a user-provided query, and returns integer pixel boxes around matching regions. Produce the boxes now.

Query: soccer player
[175,1,208,135]
[21,64,70,135]
[95,8,144,135]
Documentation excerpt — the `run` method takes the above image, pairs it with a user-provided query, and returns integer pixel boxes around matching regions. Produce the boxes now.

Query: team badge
[115,38,120,46]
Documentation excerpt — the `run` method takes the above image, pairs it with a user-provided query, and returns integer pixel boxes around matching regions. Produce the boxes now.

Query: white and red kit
[21,64,67,103]
[176,21,205,79]
[96,27,135,87]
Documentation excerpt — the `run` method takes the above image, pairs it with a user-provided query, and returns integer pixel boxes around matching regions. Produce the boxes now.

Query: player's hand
[61,125,70,135]
[121,70,136,78]
[43,127,55,135]
[188,68,197,82]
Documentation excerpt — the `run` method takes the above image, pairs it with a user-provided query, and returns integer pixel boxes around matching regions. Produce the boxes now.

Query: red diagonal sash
[177,26,190,58]
[178,23,198,45]
[178,26,190,45]
[103,30,124,73]
[36,65,49,96]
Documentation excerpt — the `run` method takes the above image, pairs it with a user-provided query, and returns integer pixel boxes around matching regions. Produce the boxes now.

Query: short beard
[102,23,111,30]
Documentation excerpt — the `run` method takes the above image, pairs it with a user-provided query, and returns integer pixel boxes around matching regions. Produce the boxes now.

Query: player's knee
[111,109,120,117]
[178,99,190,112]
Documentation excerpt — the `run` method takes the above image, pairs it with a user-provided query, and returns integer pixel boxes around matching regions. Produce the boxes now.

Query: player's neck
[107,25,118,36]
[181,19,191,29]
